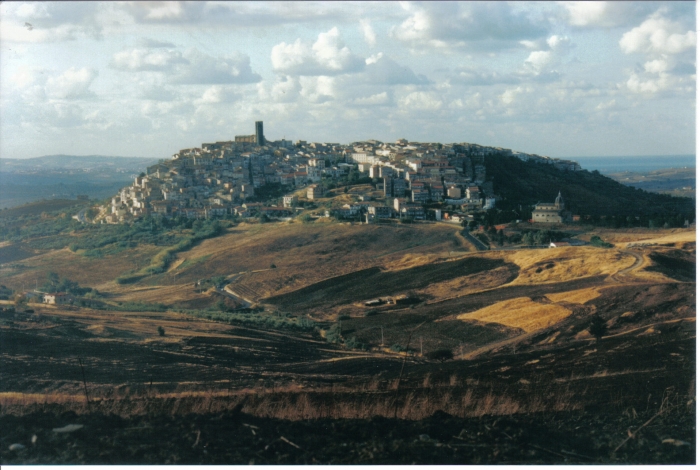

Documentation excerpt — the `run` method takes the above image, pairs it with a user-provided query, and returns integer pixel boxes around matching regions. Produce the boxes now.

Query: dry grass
[415,265,516,300]
[619,230,696,247]
[0,383,579,421]
[2,245,161,292]
[458,297,572,333]
[581,227,695,245]
[160,222,467,301]
[504,247,634,285]
[546,287,601,304]
[109,282,213,305]
[17,304,246,341]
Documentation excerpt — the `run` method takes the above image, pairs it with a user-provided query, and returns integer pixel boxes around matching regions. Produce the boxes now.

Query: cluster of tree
[343,167,372,186]
[483,153,695,225]
[192,308,316,332]
[249,182,287,203]
[482,226,522,246]
[0,285,12,300]
[116,220,224,284]
[520,229,570,246]
[1,212,79,249]
[197,276,228,292]
[587,213,693,229]
[589,235,613,248]
[41,272,95,296]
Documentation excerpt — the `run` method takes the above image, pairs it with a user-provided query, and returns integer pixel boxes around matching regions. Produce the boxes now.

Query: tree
[14,293,28,308]
[157,326,165,337]
[47,271,60,289]
[588,314,607,342]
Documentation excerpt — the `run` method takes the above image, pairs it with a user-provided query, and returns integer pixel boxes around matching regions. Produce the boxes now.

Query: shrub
[157,326,165,336]
[590,235,613,248]
[345,336,366,350]
[588,314,608,341]
[325,324,342,344]
[426,349,454,362]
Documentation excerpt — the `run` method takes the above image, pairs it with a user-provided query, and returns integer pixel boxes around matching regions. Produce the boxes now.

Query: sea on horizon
[569,155,696,174]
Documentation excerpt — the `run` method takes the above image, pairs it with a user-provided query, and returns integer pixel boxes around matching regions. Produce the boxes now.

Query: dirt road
[610,249,645,283]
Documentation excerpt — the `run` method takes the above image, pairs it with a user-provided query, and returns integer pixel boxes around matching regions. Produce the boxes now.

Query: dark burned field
[1,406,693,464]
[0,231,696,464]
[0,280,695,464]
[0,323,695,464]
[266,256,511,311]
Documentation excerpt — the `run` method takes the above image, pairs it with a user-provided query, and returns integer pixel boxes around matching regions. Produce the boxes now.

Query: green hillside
[485,154,695,220]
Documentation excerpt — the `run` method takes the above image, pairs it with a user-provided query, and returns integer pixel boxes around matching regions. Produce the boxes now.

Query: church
[532,191,570,223]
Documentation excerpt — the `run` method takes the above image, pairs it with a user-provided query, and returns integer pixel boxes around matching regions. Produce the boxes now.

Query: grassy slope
[163,222,470,298]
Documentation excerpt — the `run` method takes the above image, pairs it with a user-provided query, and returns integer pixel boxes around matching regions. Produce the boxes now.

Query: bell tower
[555,191,564,210]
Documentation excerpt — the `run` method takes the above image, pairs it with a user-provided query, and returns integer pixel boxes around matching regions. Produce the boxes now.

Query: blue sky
[0,1,695,159]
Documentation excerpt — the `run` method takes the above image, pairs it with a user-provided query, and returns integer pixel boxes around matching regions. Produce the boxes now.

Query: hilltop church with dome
[532,191,571,223]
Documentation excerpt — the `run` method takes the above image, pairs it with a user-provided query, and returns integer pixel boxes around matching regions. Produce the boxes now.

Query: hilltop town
[102,121,581,225]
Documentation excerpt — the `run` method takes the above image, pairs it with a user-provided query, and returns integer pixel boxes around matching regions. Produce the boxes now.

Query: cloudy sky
[0,1,696,160]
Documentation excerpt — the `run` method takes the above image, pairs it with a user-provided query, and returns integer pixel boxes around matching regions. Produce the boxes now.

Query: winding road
[610,249,645,283]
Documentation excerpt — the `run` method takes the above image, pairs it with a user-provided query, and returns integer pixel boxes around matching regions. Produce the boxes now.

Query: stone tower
[255,121,264,146]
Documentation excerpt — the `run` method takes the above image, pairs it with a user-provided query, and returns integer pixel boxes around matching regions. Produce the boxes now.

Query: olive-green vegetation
[41,272,97,296]
[589,236,614,248]
[115,219,225,284]
[0,200,231,285]
[484,154,695,226]
[188,309,316,332]
[520,230,570,246]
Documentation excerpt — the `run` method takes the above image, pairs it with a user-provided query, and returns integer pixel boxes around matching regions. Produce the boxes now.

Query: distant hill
[0,155,159,209]
[484,154,695,218]
[607,168,695,199]
[0,155,158,172]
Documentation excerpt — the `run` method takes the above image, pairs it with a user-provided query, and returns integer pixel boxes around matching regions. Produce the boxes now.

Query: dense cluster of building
[103,121,580,224]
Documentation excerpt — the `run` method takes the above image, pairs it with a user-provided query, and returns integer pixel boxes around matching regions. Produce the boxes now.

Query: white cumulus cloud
[620,15,696,55]
[391,2,546,52]
[399,91,442,111]
[45,67,98,99]
[359,19,377,47]
[172,49,261,84]
[354,92,389,106]
[271,27,364,76]
[619,13,695,95]
[110,48,187,72]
